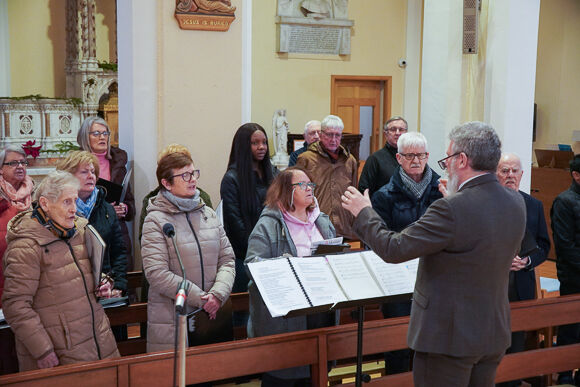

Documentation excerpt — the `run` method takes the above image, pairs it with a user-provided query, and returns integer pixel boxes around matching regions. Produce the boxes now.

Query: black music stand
[286,293,413,386]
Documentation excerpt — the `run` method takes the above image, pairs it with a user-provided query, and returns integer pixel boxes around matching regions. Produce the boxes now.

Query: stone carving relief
[59,115,72,135]
[19,115,33,135]
[175,0,236,31]
[276,0,353,55]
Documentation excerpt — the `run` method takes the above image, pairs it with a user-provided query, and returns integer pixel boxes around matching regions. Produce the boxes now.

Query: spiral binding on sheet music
[287,257,313,307]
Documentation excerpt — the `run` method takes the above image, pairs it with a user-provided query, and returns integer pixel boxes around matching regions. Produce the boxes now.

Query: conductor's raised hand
[341,186,371,218]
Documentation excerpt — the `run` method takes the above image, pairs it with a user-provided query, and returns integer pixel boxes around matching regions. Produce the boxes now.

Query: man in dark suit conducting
[495,152,550,387]
[341,121,526,387]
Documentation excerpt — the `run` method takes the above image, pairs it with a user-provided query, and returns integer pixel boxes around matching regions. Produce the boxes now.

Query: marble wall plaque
[277,16,353,55]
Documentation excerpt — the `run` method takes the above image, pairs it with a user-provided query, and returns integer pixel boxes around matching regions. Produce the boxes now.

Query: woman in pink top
[245,167,336,386]
[77,117,135,270]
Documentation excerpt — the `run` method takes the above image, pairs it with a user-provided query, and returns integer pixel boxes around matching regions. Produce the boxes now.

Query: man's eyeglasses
[321,131,342,139]
[399,152,428,161]
[172,170,200,182]
[498,167,521,176]
[89,131,111,138]
[292,182,316,191]
[386,126,408,134]
[437,152,463,170]
[3,160,29,167]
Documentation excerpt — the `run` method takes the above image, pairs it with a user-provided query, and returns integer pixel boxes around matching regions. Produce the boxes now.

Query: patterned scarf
[0,175,34,211]
[399,167,432,199]
[76,187,99,219]
[31,203,76,240]
[161,189,201,212]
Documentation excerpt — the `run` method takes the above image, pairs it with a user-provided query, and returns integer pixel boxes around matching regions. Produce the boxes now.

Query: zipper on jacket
[185,212,205,291]
[66,241,102,360]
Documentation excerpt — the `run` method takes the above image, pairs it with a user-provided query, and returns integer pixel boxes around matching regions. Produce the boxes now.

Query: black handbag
[186,298,233,346]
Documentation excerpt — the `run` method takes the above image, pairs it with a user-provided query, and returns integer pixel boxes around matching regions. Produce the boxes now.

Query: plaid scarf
[399,167,432,199]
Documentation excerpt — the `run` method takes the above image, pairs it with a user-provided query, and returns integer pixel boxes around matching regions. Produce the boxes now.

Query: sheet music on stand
[247,251,418,318]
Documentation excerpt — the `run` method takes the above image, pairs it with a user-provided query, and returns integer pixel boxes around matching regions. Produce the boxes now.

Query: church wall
[156,0,244,203]
[7,0,115,97]
[534,0,580,155]
[250,0,407,137]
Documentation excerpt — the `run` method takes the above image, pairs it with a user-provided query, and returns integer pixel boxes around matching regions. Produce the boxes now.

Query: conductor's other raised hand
[341,186,371,217]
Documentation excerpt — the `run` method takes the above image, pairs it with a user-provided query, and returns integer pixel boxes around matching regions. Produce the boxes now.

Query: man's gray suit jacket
[353,173,526,357]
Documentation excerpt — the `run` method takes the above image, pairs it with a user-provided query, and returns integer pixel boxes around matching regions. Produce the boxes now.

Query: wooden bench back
[2,294,580,387]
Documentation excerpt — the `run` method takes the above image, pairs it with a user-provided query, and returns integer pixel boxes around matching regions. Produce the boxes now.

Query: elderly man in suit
[342,121,526,387]
[496,152,550,387]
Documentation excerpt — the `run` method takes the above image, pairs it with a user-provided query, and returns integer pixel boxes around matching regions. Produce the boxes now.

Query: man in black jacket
[551,154,580,386]
[358,116,408,197]
[496,152,550,387]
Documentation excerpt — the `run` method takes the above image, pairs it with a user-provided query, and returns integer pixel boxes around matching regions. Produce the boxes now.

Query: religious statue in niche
[271,109,290,166]
[175,0,236,32]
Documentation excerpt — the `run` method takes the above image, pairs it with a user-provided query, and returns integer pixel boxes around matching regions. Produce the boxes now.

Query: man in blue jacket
[370,131,443,375]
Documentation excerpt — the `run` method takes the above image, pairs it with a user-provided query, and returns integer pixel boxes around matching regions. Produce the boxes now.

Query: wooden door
[331,75,392,158]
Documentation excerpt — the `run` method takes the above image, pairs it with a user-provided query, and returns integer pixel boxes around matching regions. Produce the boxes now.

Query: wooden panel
[106,303,147,326]
[1,366,118,387]
[2,295,580,387]
[337,106,355,132]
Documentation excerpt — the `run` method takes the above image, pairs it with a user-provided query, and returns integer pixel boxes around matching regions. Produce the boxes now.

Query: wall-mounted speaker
[463,0,480,54]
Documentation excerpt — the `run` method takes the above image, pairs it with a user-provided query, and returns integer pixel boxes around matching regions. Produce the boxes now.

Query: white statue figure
[271,109,290,167]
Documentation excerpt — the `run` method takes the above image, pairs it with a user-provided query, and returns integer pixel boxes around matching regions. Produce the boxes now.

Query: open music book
[247,251,418,318]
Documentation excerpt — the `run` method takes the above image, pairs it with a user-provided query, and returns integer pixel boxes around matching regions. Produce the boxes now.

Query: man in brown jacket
[296,115,358,239]
[342,122,526,387]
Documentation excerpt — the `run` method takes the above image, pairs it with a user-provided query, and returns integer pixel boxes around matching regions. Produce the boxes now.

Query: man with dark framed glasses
[370,132,442,376]
[342,121,526,387]
[359,116,408,197]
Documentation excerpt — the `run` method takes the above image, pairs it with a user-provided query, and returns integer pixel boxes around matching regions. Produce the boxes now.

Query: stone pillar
[0,0,10,96]
[117,0,158,269]
[419,0,540,192]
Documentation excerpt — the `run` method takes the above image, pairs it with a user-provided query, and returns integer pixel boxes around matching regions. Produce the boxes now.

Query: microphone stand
[169,234,188,387]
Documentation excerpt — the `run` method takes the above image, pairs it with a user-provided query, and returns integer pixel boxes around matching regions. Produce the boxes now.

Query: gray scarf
[161,188,201,212]
[399,167,432,199]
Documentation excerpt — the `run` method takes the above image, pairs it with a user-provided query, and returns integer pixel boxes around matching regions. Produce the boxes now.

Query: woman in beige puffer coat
[1,171,119,371]
[141,151,235,353]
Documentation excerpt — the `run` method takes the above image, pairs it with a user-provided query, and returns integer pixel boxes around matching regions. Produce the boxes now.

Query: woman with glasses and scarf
[245,167,335,387]
[56,151,127,301]
[141,151,235,353]
[1,171,119,371]
[77,117,135,270]
[0,145,35,374]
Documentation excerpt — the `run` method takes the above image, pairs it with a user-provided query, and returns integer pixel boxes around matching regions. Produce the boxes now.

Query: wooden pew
[2,294,580,387]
